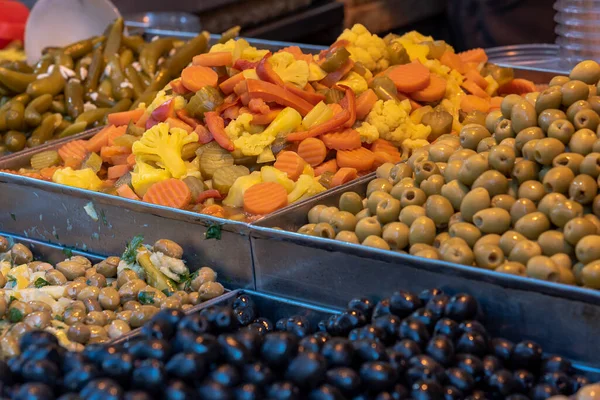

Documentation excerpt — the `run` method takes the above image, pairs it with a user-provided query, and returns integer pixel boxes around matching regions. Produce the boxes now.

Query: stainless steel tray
[252,177,600,369]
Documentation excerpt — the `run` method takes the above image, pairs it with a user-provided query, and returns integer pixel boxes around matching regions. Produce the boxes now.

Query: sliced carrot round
[440,51,466,74]
[355,89,378,120]
[497,78,537,95]
[273,151,307,181]
[321,129,361,150]
[458,48,488,64]
[181,65,219,92]
[411,75,447,103]
[460,95,491,114]
[243,182,288,215]
[313,159,338,176]
[58,140,88,163]
[386,62,431,93]
[143,178,192,209]
[297,138,327,167]
[461,79,489,99]
[336,146,375,171]
[331,167,358,187]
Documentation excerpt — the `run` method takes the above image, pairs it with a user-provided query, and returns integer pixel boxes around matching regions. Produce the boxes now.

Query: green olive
[460,187,491,223]
[355,208,371,220]
[514,212,550,240]
[443,160,463,182]
[570,60,600,84]
[375,163,395,180]
[485,110,504,133]
[448,212,464,229]
[569,174,598,204]
[526,256,560,282]
[428,143,455,163]
[552,152,584,175]
[511,100,538,133]
[408,148,429,170]
[399,187,427,208]
[367,178,393,197]
[549,75,570,87]
[538,108,566,133]
[566,100,590,122]
[339,192,364,215]
[435,134,461,148]
[550,253,572,270]
[564,217,597,246]
[449,149,477,163]
[512,159,540,185]
[557,265,576,284]
[474,244,505,270]
[510,198,537,225]
[433,232,451,248]
[574,109,600,132]
[389,163,413,184]
[425,195,454,229]
[509,240,542,265]
[362,235,391,250]
[330,211,358,233]
[491,194,516,212]
[440,241,474,266]
[335,230,360,244]
[533,138,565,166]
[542,167,575,194]
[410,243,436,256]
[547,119,575,145]
[582,260,600,288]
[493,118,515,142]
[524,92,539,106]
[474,233,501,251]
[585,213,600,233]
[441,180,469,211]
[415,248,440,259]
[459,124,491,150]
[562,80,590,107]
[318,206,339,224]
[535,86,562,114]
[593,137,600,152]
[476,137,497,153]
[521,139,541,162]
[313,223,336,239]
[390,178,416,201]
[588,96,600,114]
[501,94,523,119]
[472,170,509,198]
[488,145,516,176]
[549,199,584,228]
[579,153,600,178]
[414,161,439,185]
[458,154,488,186]
[408,216,436,246]
[298,224,317,236]
[449,222,482,247]
[382,222,409,250]
[376,198,401,225]
[517,180,546,204]
[472,208,511,234]
[355,217,382,242]
[515,126,544,153]
[420,174,445,197]
[495,261,526,276]
[367,191,393,214]
[399,205,425,226]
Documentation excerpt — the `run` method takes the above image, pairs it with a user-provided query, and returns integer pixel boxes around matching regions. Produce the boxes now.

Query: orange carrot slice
[107,109,145,126]
[336,147,375,171]
[331,167,358,187]
[110,154,130,166]
[321,129,362,150]
[192,52,233,67]
[85,125,114,153]
[100,146,131,163]
[63,157,82,170]
[497,78,536,95]
[273,151,307,181]
[165,117,193,133]
[107,164,131,180]
[297,138,327,167]
[200,204,226,218]
[107,125,127,146]
[127,153,136,167]
[490,96,503,110]
[440,51,466,74]
[143,178,192,209]
[116,184,141,201]
[313,159,338,176]
[58,140,88,163]
[370,138,401,159]
[181,65,219,92]
[387,62,431,93]
[458,48,488,64]
[465,70,488,90]
[461,79,489,99]
[243,182,288,215]
[40,166,60,180]
[460,95,491,114]
[356,89,378,120]
[373,151,399,168]
[410,75,447,103]
[219,73,246,95]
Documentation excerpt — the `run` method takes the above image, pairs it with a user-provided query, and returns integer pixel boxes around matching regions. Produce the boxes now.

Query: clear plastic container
[555,0,600,67]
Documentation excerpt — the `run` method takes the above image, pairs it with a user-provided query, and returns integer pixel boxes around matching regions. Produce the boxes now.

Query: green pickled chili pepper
[53,50,74,70]
[63,38,94,59]
[103,17,124,61]
[54,119,72,137]
[139,71,152,88]
[73,58,87,81]
[75,107,109,127]
[24,94,53,127]
[218,26,241,44]
[0,111,6,131]
[98,79,113,98]
[28,113,62,147]
[4,130,27,152]
[321,47,351,73]
[0,67,36,93]
[5,61,33,74]
[86,91,116,108]
[166,32,209,78]
[140,38,173,77]
[0,86,9,97]
[106,54,134,101]
[33,54,53,75]
[27,66,66,98]
[84,46,104,93]
[120,48,134,69]
[122,35,145,54]
[6,101,25,131]
[58,121,87,138]
[388,42,410,65]
[185,86,224,119]
[124,64,145,98]
[65,79,85,119]
[371,76,399,101]
[146,67,170,92]
[92,35,105,48]
[131,90,157,110]
[12,94,31,105]
[50,99,66,114]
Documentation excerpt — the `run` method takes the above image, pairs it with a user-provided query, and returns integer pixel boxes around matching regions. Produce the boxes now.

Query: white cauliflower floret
[337,24,389,73]
[150,252,188,283]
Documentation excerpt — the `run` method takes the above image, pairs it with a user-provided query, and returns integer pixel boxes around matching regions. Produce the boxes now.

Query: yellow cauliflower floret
[355,122,379,144]
[287,174,326,203]
[337,24,389,73]
[130,161,172,197]
[337,71,368,95]
[225,113,263,141]
[401,139,430,160]
[209,39,269,62]
[52,168,103,191]
[308,62,327,81]
[268,52,310,88]
[233,108,302,156]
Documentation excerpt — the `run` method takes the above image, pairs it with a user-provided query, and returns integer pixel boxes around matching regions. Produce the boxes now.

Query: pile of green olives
[299,59,600,290]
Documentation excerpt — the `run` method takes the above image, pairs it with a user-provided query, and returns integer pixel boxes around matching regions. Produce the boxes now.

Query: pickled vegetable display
[0,18,211,155]
[294,59,600,289]
[0,235,223,357]
[0,289,593,399]
[2,24,528,221]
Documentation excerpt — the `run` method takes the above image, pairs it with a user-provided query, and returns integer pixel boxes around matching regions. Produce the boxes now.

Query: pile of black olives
[0,289,593,400]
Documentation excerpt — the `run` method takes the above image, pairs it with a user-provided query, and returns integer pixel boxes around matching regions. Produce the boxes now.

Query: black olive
[529,383,558,400]
[505,395,530,400]
[177,313,210,334]
[349,325,387,343]
[455,333,488,357]
[409,355,443,372]
[513,369,535,394]
[235,308,256,326]
[234,383,262,400]
[261,332,299,368]
[219,334,251,366]
[391,384,409,399]
[0,360,11,386]
[406,366,444,386]
[571,375,590,393]
[389,291,423,318]
[541,371,571,395]
[284,315,312,338]
[141,320,176,340]
[400,318,430,347]
[386,350,408,376]
[482,356,503,381]
[62,351,86,374]
[454,354,484,383]
[196,381,234,400]
[82,344,113,367]
[101,352,133,383]
[445,367,474,393]
[165,353,206,382]
[254,318,274,333]
[433,319,460,340]
[465,389,488,400]
[201,306,238,333]
[352,339,388,363]
[243,362,274,386]
[124,391,152,400]
[373,315,402,344]
[211,364,242,387]
[63,363,99,392]
[307,384,345,400]
[299,333,329,353]
[236,330,263,357]
[360,361,398,393]
[425,294,449,319]
[80,378,123,400]
[425,336,455,366]
[132,359,166,391]
[185,333,221,363]
[173,329,197,353]
[411,379,444,400]
[57,394,81,400]
[419,289,445,304]
[317,320,328,332]
[325,367,361,397]
[285,352,327,389]
[511,341,543,372]
[129,338,171,362]
[8,356,24,378]
[21,359,59,387]
[19,331,58,352]
[410,309,438,332]
[487,369,515,397]
[21,345,62,365]
[266,381,301,400]
[164,379,195,400]
[372,298,392,319]
[458,321,488,338]
[490,338,513,364]
[322,338,355,367]
[348,297,375,320]
[13,383,54,400]
[233,294,256,311]
[444,294,478,322]
[392,340,422,359]
[276,318,287,331]
[443,385,464,400]
[541,355,571,374]
[326,312,365,337]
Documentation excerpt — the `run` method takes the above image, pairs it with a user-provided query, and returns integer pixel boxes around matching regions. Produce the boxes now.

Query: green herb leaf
[62,248,73,258]
[8,308,23,322]
[206,224,222,240]
[182,270,198,291]
[138,291,155,305]
[34,277,50,288]
[121,235,144,265]
[162,288,172,297]
[54,314,64,322]
[8,296,17,303]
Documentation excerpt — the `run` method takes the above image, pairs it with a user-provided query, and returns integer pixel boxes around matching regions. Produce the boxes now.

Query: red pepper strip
[196,189,222,203]
[232,58,259,71]
[284,82,325,105]
[256,53,285,86]
[175,109,201,128]
[286,110,350,142]
[194,124,213,144]
[220,72,246,95]
[246,79,314,116]
[215,94,241,114]
[250,108,282,125]
[337,86,356,128]
[319,58,355,88]
[204,112,235,151]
